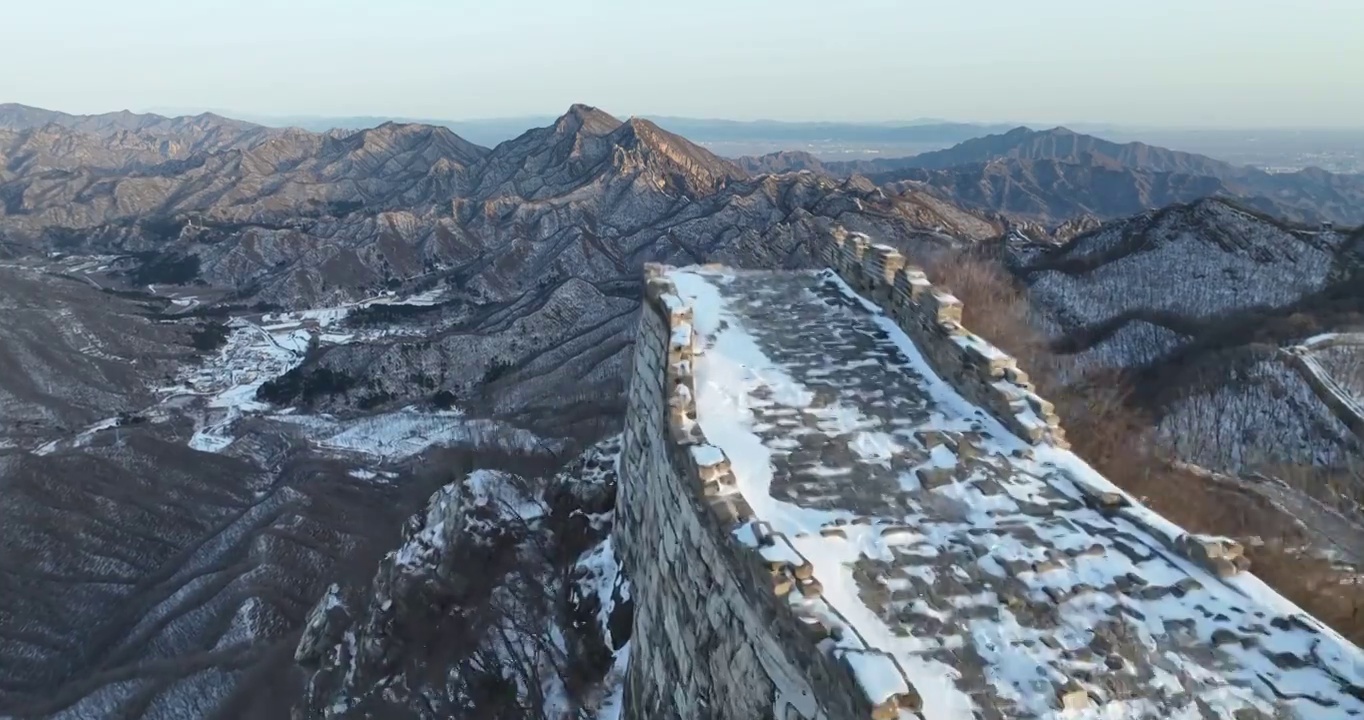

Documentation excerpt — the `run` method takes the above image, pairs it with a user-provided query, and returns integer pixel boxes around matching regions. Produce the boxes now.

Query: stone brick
[1057,683,1092,711]
[917,466,956,490]
[1178,534,1247,577]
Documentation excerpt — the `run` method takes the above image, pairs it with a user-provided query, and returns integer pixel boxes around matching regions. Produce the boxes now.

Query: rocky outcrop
[295,439,629,719]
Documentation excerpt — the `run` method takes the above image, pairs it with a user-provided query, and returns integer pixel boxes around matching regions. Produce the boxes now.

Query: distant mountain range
[11,102,1360,230]
[739,125,1364,227]
[0,102,997,296]
[130,106,1019,150]
[120,107,1364,174]
[0,102,258,137]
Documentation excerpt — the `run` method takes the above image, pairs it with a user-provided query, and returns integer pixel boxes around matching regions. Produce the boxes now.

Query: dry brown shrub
[921,252,1054,372]
[1251,544,1364,644]
[923,251,1364,642]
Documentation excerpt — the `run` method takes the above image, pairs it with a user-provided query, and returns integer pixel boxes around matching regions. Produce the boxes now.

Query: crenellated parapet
[643,265,757,525]
[824,230,1069,449]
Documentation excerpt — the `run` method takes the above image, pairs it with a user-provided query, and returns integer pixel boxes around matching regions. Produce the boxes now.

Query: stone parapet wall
[818,231,1263,579]
[820,232,1274,583]
[617,265,892,720]
[823,230,1070,449]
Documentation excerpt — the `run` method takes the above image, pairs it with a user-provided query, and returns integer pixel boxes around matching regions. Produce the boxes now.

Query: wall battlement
[616,234,1364,720]
[824,230,1068,449]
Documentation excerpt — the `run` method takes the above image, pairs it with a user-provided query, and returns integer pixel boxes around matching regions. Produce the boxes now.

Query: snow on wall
[615,272,866,720]
[825,231,1069,450]
[1303,339,1364,413]
[615,240,1364,720]
[1285,335,1364,443]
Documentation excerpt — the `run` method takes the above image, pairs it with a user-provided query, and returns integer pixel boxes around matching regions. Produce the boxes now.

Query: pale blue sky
[3,0,1361,127]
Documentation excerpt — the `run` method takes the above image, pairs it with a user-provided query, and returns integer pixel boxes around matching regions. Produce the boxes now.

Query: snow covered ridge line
[641,263,921,719]
[824,230,1069,450]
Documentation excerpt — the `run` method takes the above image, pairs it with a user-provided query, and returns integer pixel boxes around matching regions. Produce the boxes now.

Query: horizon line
[8,100,1364,134]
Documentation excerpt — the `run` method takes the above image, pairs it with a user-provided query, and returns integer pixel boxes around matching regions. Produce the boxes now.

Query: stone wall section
[823,230,1070,449]
[615,236,1314,718]
[1284,342,1364,441]
[820,230,1264,582]
[617,265,897,720]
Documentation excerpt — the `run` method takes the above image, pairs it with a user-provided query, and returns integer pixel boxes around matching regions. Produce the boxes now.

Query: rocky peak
[553,103,623,138]
[839,173,878,194]
[609,117,748,194]
[468,105,621,198]
[466,105,749,201]
[355,122,489,165]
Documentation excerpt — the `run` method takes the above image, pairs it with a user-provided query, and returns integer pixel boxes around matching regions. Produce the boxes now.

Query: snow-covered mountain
[295,439,628,719]
[1014,198,1364,473]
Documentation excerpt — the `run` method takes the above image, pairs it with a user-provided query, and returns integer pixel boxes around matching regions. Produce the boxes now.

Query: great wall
[1286,332,1364,442]
[615,231,1364,719]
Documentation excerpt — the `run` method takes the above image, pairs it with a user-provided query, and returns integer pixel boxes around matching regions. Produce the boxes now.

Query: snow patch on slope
[273,407,564,461]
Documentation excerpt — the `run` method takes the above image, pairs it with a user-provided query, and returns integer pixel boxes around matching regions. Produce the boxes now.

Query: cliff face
[295,439,630,719]
[614,273,871,720]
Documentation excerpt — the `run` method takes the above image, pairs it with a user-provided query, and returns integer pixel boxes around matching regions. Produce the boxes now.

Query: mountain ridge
[734,126,1364,227]
[896,125,1236,175]
[0,102,263,136]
